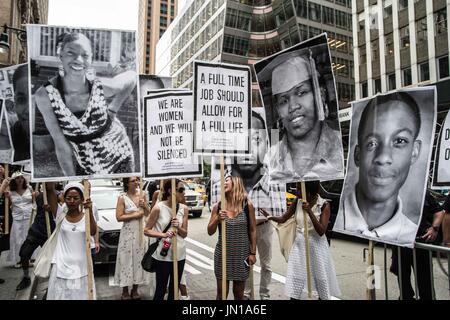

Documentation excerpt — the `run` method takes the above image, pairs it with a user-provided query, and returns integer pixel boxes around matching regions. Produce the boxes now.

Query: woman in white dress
[114,177,150,300]
[47,182,97,300]
[3,172,36,267]
[261,180,340,300]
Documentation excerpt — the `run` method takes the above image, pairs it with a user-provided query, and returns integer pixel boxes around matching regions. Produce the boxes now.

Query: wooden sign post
[220,156,227,300]
[83,180,94,300]
[4,164,9,234]
[366,240,376,300]
[139,179,144,247]
[300,182,312,299]
[171,178,179,300]
[42,183,51,239]
[29,183,39,230]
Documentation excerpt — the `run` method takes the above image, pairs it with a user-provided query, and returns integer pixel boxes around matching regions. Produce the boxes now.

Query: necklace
[72,225,77,232]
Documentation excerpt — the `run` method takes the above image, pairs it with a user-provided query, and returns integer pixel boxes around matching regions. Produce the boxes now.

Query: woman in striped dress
[207,176,257,300]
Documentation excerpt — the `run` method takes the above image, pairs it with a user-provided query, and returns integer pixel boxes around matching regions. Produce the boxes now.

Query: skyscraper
[138,0,178,74]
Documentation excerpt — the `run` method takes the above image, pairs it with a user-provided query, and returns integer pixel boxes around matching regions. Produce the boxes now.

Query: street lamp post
[0,24,27,54]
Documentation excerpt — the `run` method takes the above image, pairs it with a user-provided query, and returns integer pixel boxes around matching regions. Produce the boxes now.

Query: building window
[295,0,308,19]
[435,8,447,35]
[373,78,381,93]
[360,45,366,64]
[438,55,449,79]
[361,82,368,98]
[387,73,396,91]
[385,33,394,56]
[402,68,412,86]
[398,0,408,10]
[416,17,427,42]
[308,2,321,22]
[371,40,379,60]
[322,6,334,26]
[400,26,409,48]
[383,0,392,19]
[419,62,430,82]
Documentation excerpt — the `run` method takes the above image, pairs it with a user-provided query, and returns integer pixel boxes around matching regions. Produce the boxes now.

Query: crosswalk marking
[184,263,202,275]
[185,237,287,284]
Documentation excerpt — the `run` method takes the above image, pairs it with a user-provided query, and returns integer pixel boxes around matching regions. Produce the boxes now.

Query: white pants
[245,222,273,299]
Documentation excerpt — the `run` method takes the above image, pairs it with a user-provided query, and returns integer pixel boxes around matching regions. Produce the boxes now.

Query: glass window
[360,45,366,64]
[438,55,449,79]
[419,62,430,82]
[435,8,447,35]
[361,82,368,98]
[385,33,394,56]
[252,14,265,32]
[387,73,396,91]
[308,2,321,22]
[416,17,427,42]
[299,24,308,41]
[373,78,381,93]
[403,68,412,86]
[399,0,408,10]
[322,6,334,26]
[295,0,308,19]
[371,40,379,60]
[400,26,409,48]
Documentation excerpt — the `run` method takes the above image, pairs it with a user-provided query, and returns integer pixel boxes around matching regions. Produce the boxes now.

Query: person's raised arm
[305,202,330,236]
[98,71,137,115]
[35,89,75,176]
[259,199,297,224]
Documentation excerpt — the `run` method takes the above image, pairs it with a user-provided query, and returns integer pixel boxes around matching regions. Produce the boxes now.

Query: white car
[90,185,123,264]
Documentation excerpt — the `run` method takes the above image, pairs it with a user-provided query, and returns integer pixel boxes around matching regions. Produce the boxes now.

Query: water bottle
[160,237,171,257]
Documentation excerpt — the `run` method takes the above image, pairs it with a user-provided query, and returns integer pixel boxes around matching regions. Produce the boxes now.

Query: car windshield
[90,188,122,210]
[184,182,196,190]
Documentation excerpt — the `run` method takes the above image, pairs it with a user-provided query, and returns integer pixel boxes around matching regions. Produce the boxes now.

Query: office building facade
[0,0,48,67]
[156,0,354,113]
[138,0,178,74]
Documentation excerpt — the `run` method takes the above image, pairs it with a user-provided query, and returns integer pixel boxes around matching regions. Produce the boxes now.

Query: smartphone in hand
[244,258,250,267]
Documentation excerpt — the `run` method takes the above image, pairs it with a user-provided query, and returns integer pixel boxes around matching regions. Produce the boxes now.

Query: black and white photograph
[139,74,172,105]
[254,33,344,183]
[0,100,14,164]
[333,87,437,247]
[143,90,202,179]
[432,109,450,189]
[193,61,251,155]
[210,107,286,218]
[27,24,142,182]
[0,64,31,164]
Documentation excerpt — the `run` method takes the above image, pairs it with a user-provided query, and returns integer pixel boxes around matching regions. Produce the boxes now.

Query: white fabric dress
[7,188,37,264]
[114,194,150,287]
[285,196,341,300]
[47,214,96,300]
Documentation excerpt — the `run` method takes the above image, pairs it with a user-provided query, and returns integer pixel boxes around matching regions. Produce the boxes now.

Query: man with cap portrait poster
[254,34,344,183]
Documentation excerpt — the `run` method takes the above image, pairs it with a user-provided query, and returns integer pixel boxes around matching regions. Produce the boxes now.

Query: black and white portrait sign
[144,91,202,179]
[27,24,142,182]
[193,61,251,155]
[254,33,344,183]
[333,87,437,247]
[0,64,29,164]
[0,100,14,164]
[432,110,450,188]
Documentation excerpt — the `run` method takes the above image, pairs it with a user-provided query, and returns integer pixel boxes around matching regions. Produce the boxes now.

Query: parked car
[143,180,205,218]
[90,184,123,264]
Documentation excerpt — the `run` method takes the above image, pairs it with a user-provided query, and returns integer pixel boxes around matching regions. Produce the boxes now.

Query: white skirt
[7,219,39,264]
[285,231,341,300]
[47,264,97,300]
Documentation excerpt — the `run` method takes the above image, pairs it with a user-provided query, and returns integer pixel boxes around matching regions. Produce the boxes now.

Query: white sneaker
[180,295,190,300]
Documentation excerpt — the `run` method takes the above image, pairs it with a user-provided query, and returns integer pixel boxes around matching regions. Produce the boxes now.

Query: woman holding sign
[114,177,150,300]
[261,181,340,300]
[144,179,189,300]
[207,176,257,300]
[34,32,136,177]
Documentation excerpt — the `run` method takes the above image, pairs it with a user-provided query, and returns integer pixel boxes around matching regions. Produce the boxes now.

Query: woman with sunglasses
[114,177,150,300]
[144,179,188,300]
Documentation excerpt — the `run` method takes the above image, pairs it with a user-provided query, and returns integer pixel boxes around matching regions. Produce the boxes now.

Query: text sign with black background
[144,91,202,179]
[194,61,251,155]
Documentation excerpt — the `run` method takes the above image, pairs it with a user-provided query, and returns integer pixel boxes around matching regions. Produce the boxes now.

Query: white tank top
[10,188,33,221]
[52,215,89,279]
[295,195,327,235]
[152,201,187,262]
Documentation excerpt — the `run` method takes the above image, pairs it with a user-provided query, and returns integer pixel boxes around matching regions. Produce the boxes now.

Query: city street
[1,207,448,300]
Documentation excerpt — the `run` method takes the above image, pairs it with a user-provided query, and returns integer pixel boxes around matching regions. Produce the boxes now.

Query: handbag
[270,213,297,263]
[141,204,178,272]
[34,212,65,279]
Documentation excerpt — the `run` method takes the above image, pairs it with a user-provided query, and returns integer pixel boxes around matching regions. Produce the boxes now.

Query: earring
[85,67,96,82]
[58,65,65,78]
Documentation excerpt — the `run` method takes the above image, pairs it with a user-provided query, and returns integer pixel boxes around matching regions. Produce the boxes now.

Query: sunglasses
[177,187,185,193]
